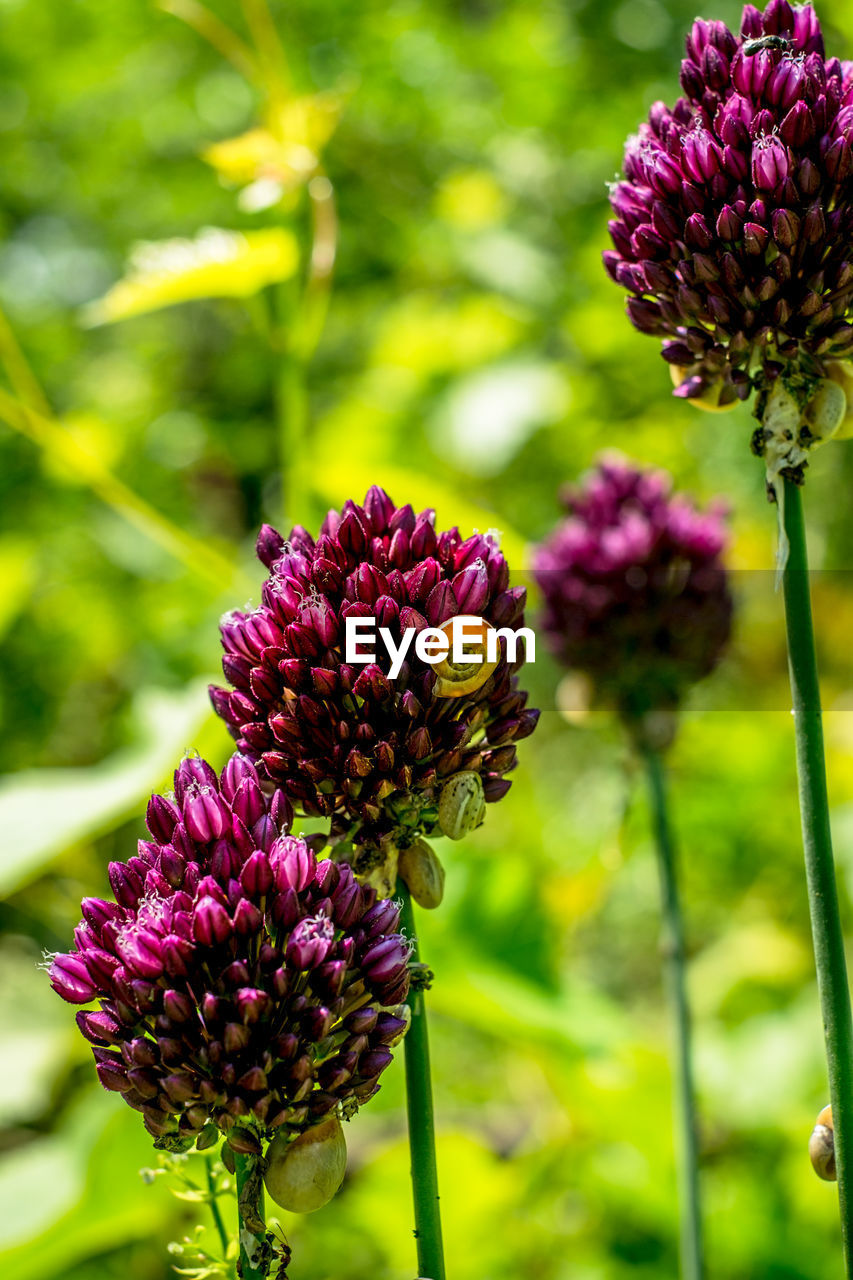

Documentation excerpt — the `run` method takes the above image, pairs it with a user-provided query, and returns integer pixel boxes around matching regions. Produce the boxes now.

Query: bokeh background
[5,0,853,1275]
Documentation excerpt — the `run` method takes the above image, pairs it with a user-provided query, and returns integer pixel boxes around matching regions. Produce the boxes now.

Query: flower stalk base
[643,746,704,1280]
[399,885,446,1280]
[235,1151,268,1280]
[781,476,853,1275]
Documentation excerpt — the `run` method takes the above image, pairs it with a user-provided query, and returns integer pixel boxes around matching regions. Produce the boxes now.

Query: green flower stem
[233,1151,267,1280]
[399,885,446,1280]
[642,745,704,1280]
[205,1154,229,1256]
[781,476,853,1271]
[276,347,309,528]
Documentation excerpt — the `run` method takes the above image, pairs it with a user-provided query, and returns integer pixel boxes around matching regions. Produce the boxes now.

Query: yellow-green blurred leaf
[0,1090,179,1280]
[81,227,299,326]
[0,538,35,641]
[435,168,508,229]
[0,679,218,897]
[203,93,343,193]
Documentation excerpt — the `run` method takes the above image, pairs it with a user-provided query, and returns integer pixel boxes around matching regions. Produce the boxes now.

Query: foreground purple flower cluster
[605,0,853,403]
[210,485,538,860]
[533,457,732,729]
[48,753,410,1152]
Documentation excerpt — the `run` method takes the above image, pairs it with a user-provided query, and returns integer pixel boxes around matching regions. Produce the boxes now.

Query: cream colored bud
[398,839,445,909]
[263,1115,348,1212]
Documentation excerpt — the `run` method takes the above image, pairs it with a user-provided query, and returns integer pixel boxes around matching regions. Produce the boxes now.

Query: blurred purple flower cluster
[533,456,732,732]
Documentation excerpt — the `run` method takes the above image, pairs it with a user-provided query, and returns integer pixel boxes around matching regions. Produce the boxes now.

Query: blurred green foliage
[5,0,853,1276]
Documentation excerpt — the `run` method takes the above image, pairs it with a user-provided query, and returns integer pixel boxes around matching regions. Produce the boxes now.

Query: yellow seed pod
[433,616,499,698]
[825,361,853,440]
[809,1104,836,1182]
[669,365,739,412]
[264,1115,348,1212]
[398,838,445,909]
[438,770,485,840]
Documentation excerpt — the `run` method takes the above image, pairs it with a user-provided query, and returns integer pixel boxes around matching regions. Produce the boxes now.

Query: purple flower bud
[270,836,315,893]
[357,1047,394,1080]
[743,222,770,255]
[240,851,273,897]
[192,897,232,946]
[81,897,120,935]
[361,935,410,983]
[146,794,181,843]
[752,135,789,192]
[50,952,96,1003]
[404,558,442,602]
[108,861,143,909]
[772,207,800,249]
[182,785,228,844]
[286,915,335,970]
[256,523,285,568]
[174,756,218,802]
[451,560,490,614]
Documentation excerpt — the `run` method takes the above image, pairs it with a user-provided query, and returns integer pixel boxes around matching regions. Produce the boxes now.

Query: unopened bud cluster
[605,0,853,405]
[533,457,732,730]
[49,754,410,1153]
[210,485,538,869]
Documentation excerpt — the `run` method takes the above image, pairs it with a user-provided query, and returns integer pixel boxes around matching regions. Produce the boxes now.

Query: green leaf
[81,227,299,326]
[0,1091,179,1280]
[202,92,343,195]
[0,679,217,898]
[0,537,35,641]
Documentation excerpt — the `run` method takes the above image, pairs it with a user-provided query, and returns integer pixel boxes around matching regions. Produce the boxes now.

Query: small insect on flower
[742,34,792,53]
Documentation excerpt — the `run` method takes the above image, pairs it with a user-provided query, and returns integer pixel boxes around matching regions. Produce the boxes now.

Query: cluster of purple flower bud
[48,754,410,1153]
[533,457,732,731]
[210,485,538,862]
[605,0,853,403]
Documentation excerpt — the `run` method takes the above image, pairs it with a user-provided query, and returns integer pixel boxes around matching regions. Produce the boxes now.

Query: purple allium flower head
[48,752,411,1152]
[605,0,853,404]
[210,486,538,866]
[533,457,733,730]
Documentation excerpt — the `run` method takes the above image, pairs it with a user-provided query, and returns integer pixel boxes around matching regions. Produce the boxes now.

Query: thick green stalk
[399,885,446,1280]
[781,477,853,1271]
[642,746,704,1280]
[233,1152,267,1280]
